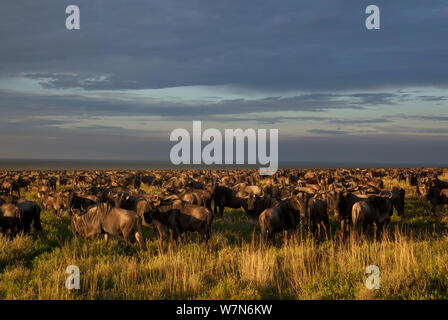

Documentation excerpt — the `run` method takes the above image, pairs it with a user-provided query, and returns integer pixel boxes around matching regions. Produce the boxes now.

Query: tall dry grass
[1,226,447,300]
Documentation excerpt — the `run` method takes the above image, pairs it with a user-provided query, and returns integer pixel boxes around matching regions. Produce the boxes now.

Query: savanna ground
[1,173,448,300]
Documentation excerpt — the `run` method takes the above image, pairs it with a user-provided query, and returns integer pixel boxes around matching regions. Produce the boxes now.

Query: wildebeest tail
[134,215,147,251]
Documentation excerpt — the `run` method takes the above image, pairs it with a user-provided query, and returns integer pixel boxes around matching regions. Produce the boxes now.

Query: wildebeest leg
[206,199,212,212]
[322,222,329,240]
[134,221,147,251]
[371,223,377,240]
[317,223,322,239]
[175,230,183,245]
[154,222,164,240]
[22,221,30,234]
[135,232,147,251]
[213,201,218,215]
[170,228,181,244]
[168,229,175,243]
[219,206,224,219]
[283,230,288,244]
[430,203,438,217]
[157,226,164,249]
[123,232,131,249]
[202,229,210,243]
[269,232,275,244]
[312,223,318,238]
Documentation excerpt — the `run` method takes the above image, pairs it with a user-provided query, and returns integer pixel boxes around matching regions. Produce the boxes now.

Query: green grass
[1,178,448,300]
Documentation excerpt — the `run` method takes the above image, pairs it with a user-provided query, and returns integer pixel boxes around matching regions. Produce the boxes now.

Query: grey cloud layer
[0,89,411,119]
[1,0,448,91]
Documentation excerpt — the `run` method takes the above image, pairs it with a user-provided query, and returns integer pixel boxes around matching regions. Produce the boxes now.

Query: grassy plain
[1,174,448,299]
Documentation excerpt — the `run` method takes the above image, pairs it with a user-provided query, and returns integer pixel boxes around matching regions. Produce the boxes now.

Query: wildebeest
[258,197,303,241]
[145,199,212,242]
[0,215,22,236]
[333,190,393,234]
[212,185,248,218]
[244,194,278,224]
[233,183,264,196]
[0,205,23,235]
[307,195,329,238]
[0,193,18,205]
[42,193,69,218]
[420,186,448,216]
[1,180,21,198]
[351,195,393,234]
[180,189,213,212]
[381,187,405,217]
[71,203,147,251]
[1,200,42,234]
[69,193,98,213]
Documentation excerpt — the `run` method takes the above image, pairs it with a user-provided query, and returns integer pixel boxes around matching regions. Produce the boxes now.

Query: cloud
[391,114,448,122]
[307,129,348,135]
[418,96,447,102]
[1,0,448,92]
[328,118,392,125]
[1,89,413,122]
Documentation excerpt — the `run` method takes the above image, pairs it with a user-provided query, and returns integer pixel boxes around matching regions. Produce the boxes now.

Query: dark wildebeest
[2,180,21,197]
[71,203,146,251]
[419,186,448,216]
[1,201,42,234]
[145,199,212,243]
[43,193,69,218]
[351,195,393,234]
[380,187,405,217]
[258,197,304,241]
[16,200,43,233]
[334,191,374,234]
[212,185,248,219]
[0,193,19,205]
[244,194,278,224]
[180,189,213,212]
[0,215,22,236]
[134,196,170,240]
[417,178,448,197]
[233,183,264,196]
[69,193,98,213]
[307,195,329,238]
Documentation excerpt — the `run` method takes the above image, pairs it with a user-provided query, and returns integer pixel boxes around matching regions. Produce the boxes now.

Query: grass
[0,177,448,300]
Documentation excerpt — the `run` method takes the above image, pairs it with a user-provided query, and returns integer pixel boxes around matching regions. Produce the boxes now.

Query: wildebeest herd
[1,167,447,250]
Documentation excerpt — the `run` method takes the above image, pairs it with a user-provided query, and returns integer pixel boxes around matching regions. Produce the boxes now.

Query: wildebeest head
[371,195,394,224]
[70,209,83,235]
[417,181,433,199]
[143,197,163,222]
[293,192,310,220]
[246,194,263,212]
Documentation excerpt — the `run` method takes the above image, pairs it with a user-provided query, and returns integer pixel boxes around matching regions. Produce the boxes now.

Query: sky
[0,0,448,165]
